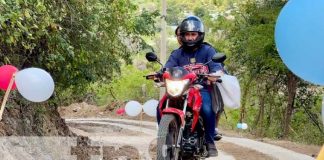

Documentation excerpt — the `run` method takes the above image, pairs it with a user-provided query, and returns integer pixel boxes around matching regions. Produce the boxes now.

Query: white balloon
[242,123,248,130]
[143,99,158,117]
[15,68,55,102]
[125,101,142,117]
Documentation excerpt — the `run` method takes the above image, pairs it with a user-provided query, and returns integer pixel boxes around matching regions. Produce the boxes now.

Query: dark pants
[200,90,216,144]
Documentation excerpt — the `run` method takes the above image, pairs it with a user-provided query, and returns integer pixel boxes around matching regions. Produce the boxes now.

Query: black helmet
[179,16,205,50]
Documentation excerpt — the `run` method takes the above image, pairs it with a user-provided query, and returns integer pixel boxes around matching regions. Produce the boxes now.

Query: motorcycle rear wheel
[157,114,180,160]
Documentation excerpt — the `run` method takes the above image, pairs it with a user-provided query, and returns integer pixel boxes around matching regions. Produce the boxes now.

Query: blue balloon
[237,123,242,129]
[275,0,324,85]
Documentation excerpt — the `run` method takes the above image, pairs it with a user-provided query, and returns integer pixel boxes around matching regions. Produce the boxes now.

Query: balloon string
[0,73,16,121]
[140,111,143,131]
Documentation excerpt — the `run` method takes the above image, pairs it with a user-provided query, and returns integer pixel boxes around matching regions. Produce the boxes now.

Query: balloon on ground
[0,65,18,91]
[237,123,242,129]
[241,123,248,130]
[143,99,158,117]
[116,108,125,115]
[125,101,142,117]
[15,68,55,102]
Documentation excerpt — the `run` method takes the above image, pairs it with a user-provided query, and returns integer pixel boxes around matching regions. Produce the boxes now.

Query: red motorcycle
[145,52,226,160]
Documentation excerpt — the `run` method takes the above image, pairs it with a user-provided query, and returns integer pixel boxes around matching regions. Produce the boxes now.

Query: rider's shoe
[207,143,218,157]
[214,133,223,141]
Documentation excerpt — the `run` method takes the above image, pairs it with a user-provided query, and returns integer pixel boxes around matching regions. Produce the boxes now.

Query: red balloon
[116,108,125,115]
[0,65,18,91]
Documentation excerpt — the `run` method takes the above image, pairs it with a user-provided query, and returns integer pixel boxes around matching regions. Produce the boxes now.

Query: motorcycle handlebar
[145,72,222,83]
[197,73,220,77]
[144,74,156,80]
[197,74,222,83]
[144,73,163,82]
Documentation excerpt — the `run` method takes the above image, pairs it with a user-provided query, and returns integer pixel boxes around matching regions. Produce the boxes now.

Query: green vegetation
[95,59,160,106]
[103,0,323,145]
[208,0,323,145]
[1,0,322,145]
[0,0,158,104]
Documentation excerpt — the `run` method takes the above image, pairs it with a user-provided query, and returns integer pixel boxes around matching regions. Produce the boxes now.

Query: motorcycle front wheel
[157,114,180,160]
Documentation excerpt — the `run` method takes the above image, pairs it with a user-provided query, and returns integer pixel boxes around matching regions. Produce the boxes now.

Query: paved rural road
[65,118,315,160]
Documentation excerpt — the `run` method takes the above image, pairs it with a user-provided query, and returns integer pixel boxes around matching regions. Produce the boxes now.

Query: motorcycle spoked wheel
[157,114,180,160]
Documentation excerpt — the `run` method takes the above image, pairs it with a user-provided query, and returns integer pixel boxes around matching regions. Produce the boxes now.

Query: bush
[95,64,159,106]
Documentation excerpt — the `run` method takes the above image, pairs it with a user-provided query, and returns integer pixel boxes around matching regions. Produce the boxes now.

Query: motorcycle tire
[157,114,180,160]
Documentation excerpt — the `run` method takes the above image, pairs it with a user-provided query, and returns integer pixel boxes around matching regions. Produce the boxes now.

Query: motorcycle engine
[182,112,203,153]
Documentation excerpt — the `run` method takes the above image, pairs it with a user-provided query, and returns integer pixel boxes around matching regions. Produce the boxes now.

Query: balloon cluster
[237,122,248,130]
[0,65,55,102]
[117,99,159,117]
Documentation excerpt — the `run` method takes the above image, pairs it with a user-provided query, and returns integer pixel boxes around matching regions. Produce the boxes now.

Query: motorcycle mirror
[145,52,163,67]
[212,53,227,63]
[146,52,158,62]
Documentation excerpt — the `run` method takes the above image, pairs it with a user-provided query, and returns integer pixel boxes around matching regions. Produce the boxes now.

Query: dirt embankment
[0,96,72,136]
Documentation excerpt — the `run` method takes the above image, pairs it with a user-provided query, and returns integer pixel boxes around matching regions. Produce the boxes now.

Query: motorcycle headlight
[165,79,190,97]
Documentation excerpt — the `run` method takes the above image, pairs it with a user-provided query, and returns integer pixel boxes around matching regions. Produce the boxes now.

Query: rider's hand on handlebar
[153,76,161,82]
[145,74,156,80]
[207,76,219,82]
[145,72,163,82]
[210,70,224,77]
[207,70,224,84]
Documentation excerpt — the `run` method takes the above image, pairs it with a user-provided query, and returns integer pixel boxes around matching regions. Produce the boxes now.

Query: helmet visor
[180,20,204,33]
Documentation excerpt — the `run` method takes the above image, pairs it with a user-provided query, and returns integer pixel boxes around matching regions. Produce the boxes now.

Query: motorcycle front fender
[162,108,185,126]
[188,88,202,132]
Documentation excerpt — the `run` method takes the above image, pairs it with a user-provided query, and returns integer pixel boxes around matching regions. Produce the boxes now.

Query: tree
[208,0,323,143]
[0,0,159,104]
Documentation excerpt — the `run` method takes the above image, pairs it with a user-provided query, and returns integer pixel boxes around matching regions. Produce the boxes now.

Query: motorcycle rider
[176,23,224,142]
[161,15,224,157]
[175,25,182,46]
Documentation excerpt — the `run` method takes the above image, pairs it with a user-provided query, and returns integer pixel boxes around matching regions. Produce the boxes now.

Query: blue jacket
[164,44,223,73]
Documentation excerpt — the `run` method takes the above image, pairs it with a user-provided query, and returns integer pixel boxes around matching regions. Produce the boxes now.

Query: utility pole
[160,0,167,98]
